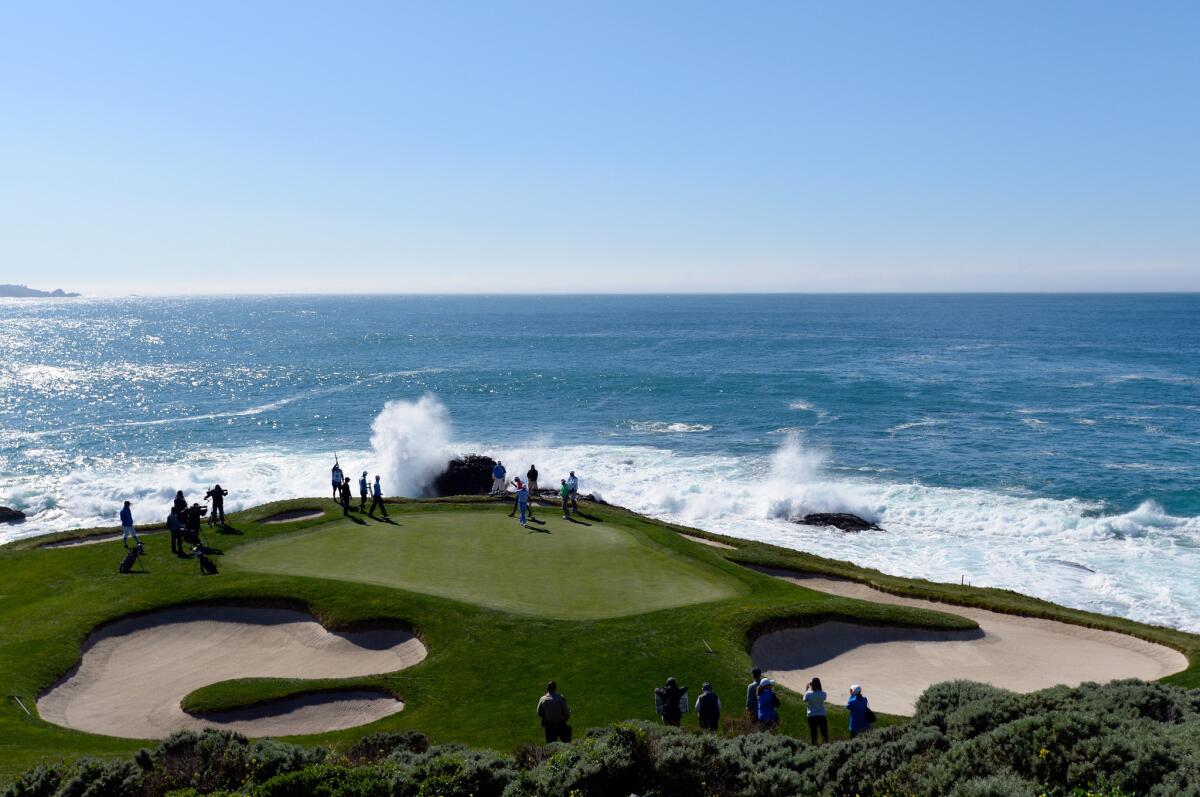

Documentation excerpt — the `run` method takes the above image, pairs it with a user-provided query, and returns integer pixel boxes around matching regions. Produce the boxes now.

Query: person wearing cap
[558,478,572,519]
[491,461,507,495]
[536,681,571,743]
[511,478,530,527]
[655,676,687,727]
[369,475,388,518]
[526,464,539,498]
[756,678,781,729]
[745,667,763,714]
[119,501,139,548]
[804,676,829,745]
[358,471,369,511]
[695,682,721,731]
[331,461,344,500]
[847,684,872,737]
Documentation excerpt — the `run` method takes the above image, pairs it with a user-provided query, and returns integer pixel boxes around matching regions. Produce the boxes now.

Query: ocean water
[2,294,1198,630]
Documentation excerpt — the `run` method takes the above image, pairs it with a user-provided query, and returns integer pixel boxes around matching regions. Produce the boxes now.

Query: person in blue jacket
[119,501,139,548]
[511,478,530,527]
[847,684,873,738]
[491,461,507,494]
[756,678,780,729]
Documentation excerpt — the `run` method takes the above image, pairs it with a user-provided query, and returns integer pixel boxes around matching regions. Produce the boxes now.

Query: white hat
[850,684,862,695]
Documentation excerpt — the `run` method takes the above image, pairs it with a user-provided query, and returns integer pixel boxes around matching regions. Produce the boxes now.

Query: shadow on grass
[565,517,593,527]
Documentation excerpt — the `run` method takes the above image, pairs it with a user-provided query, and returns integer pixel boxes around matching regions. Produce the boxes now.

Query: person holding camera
[205,484,228,524]
[804,677,829,744]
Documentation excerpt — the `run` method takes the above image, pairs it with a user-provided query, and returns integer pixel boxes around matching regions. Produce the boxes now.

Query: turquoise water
[2,295,1197,628]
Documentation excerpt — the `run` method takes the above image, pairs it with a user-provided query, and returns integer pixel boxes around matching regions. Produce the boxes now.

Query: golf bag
[196,550,219,575]
[118,543,145,574]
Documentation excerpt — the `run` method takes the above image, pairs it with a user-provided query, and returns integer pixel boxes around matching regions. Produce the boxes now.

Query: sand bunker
[259,509,325,524]
[38,605,426,738]
[752,567,1187,714]
[677,533,736,550]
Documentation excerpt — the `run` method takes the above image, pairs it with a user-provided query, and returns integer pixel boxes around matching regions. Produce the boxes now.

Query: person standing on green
[358,471,369,511]
[559,479,572,519]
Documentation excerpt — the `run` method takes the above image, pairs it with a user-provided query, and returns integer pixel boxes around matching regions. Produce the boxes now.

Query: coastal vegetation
[2,498,1197,793]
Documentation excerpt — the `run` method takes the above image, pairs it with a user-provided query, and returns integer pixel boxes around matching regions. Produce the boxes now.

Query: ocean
[2,294,1197,630]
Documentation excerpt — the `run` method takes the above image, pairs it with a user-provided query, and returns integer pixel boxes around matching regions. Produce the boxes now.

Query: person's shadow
[215,523,243,536]
[564,516,593,527]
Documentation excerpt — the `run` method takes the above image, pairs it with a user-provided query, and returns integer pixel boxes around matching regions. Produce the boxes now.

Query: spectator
[358,471,369,511]
[491,461,507,495]
[745,667,763,714]
[119,501,139,548]
[696,682,721,731]
[804,677,829,745]
[656,677,686,727]
[173,490,188,517]
[536,681,571,743]
[757,679,781,730]
[847,684,873,738]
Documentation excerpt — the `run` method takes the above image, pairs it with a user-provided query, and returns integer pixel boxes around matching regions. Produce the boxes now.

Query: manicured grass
[1,496,1196,788]
[230,510,744,619]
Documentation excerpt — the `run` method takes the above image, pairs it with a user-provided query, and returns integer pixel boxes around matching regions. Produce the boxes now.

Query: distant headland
[0,284,81,298]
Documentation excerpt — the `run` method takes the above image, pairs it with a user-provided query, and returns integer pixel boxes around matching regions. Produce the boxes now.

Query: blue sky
[1,1,1197,294]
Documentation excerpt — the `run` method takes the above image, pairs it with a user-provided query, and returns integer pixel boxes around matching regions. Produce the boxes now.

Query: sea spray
[368,395,457,496]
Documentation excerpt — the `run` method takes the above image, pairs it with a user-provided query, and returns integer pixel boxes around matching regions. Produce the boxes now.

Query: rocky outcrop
[793,513,881,532]
[0,506,26,523]
[429,455,497,497]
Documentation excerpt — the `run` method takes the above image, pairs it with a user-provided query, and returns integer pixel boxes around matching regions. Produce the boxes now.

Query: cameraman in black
[205,484,228,525]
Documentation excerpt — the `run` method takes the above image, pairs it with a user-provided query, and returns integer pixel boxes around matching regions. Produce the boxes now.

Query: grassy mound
[0,497,1196,788]
[230,509,744,619]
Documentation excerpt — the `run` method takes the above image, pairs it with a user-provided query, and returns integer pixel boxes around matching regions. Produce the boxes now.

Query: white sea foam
[625,421,714,434]
[4,401,1199,633]
[887,419,940,434]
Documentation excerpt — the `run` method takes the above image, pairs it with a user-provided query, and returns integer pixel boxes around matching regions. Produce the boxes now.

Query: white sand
[38,606,427,738]
[752,567,1187,714]
[259,509,325,524]
[677,532,736,550]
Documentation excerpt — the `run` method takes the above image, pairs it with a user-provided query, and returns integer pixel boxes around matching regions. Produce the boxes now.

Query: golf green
[230,508,746,618]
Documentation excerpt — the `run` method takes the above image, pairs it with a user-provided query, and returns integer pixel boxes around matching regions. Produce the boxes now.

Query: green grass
[1,496,1197,787]
[229,510,743,619]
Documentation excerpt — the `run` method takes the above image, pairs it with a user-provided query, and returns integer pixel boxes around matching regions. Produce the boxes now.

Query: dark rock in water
[0,506,26,524]
[794,512,881,532]
[430,455,497,496]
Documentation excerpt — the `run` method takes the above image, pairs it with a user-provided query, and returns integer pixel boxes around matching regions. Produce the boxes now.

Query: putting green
[229,509,745,619]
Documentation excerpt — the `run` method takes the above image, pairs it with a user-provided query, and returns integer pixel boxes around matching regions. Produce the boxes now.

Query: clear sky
[2,1,1197,294]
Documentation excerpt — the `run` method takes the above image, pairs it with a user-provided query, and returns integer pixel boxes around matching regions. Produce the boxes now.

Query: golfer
[559,479,571,519]
[369,475,388,518]
[567,471,579,513]
[119,501,139,548]
[358,471,369,511]
[512,478,530,527]
[331,461,344,499]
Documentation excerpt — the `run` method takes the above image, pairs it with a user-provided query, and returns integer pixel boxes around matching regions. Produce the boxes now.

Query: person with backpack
[757,679,781,730]
[745,667,763,715]
[205,484,228,524]
[119,500,140,548]
[369,475,388,518]
[804,677,829,745]
[536,681,571,743]
[167,507,184,556]
[847,684,874,738]
[695,682,721,731]
[331,461,344,500]
[359,471,369,511]
[558,479,572,519]
[655,677,687,727]
[339,477,353,516]
[491,461,507,495]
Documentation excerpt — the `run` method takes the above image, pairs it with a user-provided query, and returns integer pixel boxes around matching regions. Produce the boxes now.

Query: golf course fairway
[1,496,1198,787]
